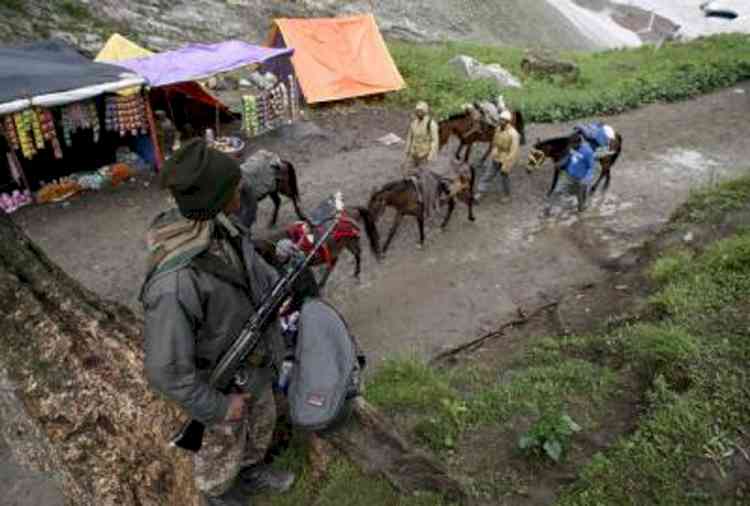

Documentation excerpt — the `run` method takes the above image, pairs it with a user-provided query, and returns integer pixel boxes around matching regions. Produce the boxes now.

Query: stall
[113,40,296,144]
[0,39,155,213]
[96,34,235,136]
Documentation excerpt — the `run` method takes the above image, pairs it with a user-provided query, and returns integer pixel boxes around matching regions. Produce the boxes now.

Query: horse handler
[403,101,439,177]
[544,133,597,214]
[475,110,520,204]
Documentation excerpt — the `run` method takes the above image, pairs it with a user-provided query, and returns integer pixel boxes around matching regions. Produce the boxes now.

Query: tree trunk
[0,214,464,505]
[0,213,198,506]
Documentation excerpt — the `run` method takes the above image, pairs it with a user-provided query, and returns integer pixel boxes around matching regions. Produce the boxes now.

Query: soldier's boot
[201,486,246,506]
[237,465,295,496]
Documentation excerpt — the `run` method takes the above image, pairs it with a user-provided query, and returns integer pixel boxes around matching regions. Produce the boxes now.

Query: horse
[255,206,381,289]
[527,129,623,197]
[243,158,305,228]
[438,109,526,164]
[367,166,475,255]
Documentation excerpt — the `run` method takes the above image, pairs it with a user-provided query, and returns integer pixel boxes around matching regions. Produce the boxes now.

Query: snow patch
[613,0,750,39]
[549,0,643,48]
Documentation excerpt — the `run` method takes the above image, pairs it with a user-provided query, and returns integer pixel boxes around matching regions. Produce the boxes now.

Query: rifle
[170,192,345,452]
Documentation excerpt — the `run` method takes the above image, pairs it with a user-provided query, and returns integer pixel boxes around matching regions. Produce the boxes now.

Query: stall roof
[114,41,294,87]
[266,14,405,103]
[96,34,228,110]
[0,39,144,114]
[95,33,153,62]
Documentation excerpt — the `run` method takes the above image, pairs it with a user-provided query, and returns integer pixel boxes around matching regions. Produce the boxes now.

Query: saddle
[287,197,359,267]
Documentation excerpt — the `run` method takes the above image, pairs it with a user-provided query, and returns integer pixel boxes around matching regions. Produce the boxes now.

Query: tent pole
[215,103,220,139]
[9,150,34,203]
[144,88,164,172]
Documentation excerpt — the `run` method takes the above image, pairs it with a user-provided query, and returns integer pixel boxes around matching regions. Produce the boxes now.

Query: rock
[377,133,404,146]
[449,55,522,88]
[521,51,580,83]
[238,78,252,88]
[683,231,695,243]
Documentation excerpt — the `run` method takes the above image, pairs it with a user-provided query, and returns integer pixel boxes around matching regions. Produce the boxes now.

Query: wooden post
[143,89,164,172]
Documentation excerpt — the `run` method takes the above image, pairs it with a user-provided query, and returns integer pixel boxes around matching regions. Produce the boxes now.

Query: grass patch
[386,34,750,121]
[556,228,750,504]
[673,174,750,223]
[0,0,24,10]
[58,0,91,20]
[265,435,450,506]
[367,355,618,452]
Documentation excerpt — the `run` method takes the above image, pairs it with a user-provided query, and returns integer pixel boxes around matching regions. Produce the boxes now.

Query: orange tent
[266,14,405,104]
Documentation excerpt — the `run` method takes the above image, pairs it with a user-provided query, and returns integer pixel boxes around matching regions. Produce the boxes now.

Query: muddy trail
[12,84,750,366]
[3,84,749,505]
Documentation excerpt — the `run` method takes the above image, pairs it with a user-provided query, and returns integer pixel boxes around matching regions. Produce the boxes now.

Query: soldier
[403,101,439,177]
[141,139,295,506]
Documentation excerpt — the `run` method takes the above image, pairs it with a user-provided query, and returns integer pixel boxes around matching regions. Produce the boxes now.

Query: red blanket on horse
[286,212,359,267]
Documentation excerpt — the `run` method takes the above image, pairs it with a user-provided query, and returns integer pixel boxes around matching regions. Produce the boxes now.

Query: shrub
[518,411,581,463]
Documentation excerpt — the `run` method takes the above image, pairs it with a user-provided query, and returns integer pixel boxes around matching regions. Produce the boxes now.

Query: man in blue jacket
[544,134,596,215]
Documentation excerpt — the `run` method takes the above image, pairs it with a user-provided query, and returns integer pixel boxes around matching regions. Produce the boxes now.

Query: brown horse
[438,109,526,164]
[527,129,623,196]
[255,160,305,228]
[255,206,381,289]
[368,167,475,255]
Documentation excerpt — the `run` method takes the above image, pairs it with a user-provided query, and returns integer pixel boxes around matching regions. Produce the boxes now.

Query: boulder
[449,55,522,88]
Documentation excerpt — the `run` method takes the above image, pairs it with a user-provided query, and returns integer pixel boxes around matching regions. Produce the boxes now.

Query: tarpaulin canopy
[266,14,406,104]
[114,41,293,88]
[95,33,153,61]
[95,34,227,109]
[0,39,144,114]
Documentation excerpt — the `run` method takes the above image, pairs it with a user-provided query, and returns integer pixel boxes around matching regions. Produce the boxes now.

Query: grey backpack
[288,299,365,433]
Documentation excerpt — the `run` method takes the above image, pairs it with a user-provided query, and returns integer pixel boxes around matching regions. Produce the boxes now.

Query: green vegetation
[58,0,91,20]
[0,0,24,10]
[673,175,750,223]
[386,34,750,122]
[266,175,750,505]
[519,412,582,463]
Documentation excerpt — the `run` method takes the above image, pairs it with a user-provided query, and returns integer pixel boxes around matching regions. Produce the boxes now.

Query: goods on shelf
[61,100,100,146]
[105,94,148,137]
[0,190,33,214]
[37,178,82,203]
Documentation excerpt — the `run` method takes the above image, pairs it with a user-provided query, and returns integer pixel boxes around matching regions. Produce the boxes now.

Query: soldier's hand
[225,393,251,422]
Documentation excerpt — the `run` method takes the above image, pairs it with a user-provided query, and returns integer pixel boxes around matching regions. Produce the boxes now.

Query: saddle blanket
[573,123,614,150]
[286,212,359,267]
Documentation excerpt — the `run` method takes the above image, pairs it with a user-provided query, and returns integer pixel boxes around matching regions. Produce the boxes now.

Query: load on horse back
[368,164,475,255]
[240,149,305,228]
[528,122,623,197]
[438,96,526,164]
[255,196,381,289]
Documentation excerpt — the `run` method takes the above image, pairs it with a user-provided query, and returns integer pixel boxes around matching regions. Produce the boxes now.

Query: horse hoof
[469,215,476,222]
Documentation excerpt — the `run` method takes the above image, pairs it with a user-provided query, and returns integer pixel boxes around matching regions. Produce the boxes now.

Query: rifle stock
[170,193,344,452]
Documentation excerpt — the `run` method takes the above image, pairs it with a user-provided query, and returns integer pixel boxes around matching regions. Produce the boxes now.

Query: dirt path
[11,84,750,365]
[3,83,749,504]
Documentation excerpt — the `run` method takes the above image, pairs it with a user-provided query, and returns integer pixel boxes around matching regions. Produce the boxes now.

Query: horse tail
[284,160,301,201]
[611,133,623,166]
[515,110,527,146]
[353,206,381,259]
[282,160,306,220]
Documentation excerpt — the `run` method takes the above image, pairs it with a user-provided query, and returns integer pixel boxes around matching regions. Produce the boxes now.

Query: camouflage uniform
[193,383,277,496]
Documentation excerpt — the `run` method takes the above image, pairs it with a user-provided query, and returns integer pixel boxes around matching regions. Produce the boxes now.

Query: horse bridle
[528,148,546,171]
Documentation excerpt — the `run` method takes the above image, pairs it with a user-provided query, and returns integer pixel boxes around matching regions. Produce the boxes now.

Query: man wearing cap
[403,101,439,177]
[141,139,295,506]
[475,110,521,204]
